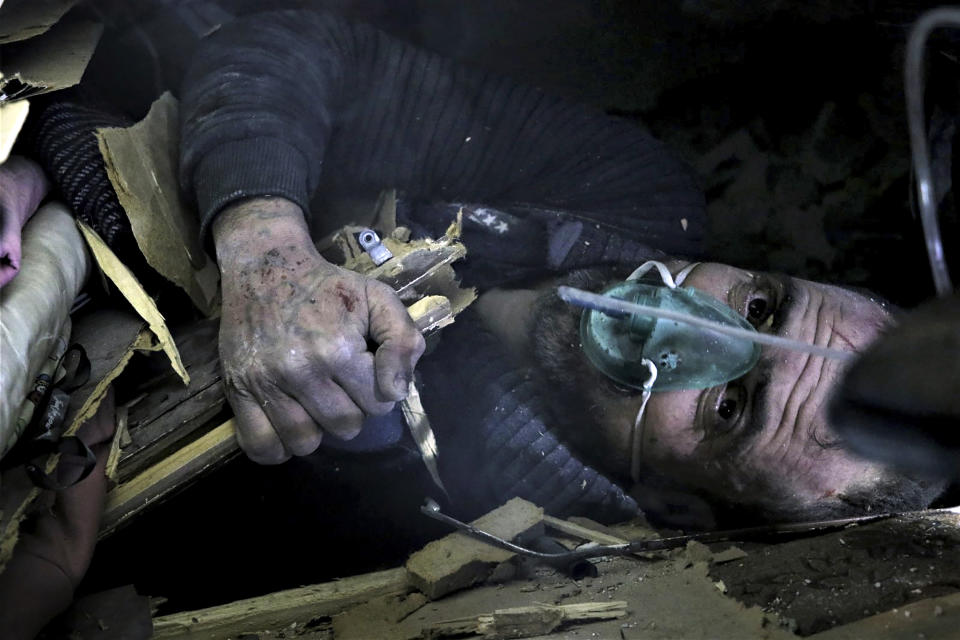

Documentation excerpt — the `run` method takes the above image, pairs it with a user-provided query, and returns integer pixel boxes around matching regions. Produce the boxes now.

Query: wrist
[213,197,314,267]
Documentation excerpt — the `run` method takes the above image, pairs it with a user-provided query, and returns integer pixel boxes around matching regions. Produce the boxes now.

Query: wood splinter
[423,601,628,639]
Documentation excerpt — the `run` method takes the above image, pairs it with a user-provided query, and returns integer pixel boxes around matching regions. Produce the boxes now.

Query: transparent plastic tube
[905,7,960,296]
[558,285,855,362]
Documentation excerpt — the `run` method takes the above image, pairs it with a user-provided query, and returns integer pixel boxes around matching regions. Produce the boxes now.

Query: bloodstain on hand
[334,282,358,312]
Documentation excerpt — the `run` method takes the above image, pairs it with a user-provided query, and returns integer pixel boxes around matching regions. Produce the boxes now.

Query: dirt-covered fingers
[260,393,324,456]
[227,387,291,464]
[366,281,426,401]
[332,351,396,415]
[289,379,366,441]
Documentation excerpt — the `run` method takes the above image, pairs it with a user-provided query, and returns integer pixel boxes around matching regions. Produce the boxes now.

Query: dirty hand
[213,197,425,464]
[830,293,960,479]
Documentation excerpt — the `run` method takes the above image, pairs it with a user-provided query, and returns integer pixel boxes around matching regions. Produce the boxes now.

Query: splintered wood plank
[117,319,225,482]
[542,515,629,546]
[151,567,410,639]
[100,420,239,538]
[424,601,628,639]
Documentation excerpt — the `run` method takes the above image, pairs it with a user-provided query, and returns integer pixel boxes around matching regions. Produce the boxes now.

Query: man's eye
[747,297,768,323]
[744,281,778,329]
[713,385,744,433]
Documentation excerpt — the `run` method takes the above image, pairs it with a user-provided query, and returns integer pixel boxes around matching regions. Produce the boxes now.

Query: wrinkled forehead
[675,261,893,323]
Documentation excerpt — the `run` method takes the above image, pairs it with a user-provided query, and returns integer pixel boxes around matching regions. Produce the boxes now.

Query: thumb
[366,280,426,401]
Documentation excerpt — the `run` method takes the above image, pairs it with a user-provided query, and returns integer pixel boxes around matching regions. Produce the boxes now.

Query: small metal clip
[357,228,393,266]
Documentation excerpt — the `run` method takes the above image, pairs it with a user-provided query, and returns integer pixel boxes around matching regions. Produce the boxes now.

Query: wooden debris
[97,93,220,315]
[152,567,410,640]
[406,498,544,600]
[0,0,83,44]
[407,295,455,334]
[0,19,103,99]
[332,592,428,640]
[542,514,628,546]
[100,419,239,538]
[78,221,189,385]
[116,319,224,483]
[423,601,628,639]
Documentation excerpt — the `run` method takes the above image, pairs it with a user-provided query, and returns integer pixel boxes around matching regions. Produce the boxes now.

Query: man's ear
[630,479,718,531]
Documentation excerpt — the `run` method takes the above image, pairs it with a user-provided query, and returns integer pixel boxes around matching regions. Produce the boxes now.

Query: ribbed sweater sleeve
[180,10,705,256]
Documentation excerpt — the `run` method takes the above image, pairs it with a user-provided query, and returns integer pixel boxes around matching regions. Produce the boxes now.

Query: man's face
[534,261,937,522]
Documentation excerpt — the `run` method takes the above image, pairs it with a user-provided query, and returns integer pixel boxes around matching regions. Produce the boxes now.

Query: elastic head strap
[629,359,658,483]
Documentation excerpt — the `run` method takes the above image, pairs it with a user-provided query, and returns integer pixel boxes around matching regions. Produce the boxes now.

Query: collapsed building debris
[2,1,960,638]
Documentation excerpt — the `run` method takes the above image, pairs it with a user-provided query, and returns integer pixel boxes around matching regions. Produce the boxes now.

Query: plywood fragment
[96,93,219,315]
[0,19,102,100]
[0,0,81,44]
[77,221,189,385]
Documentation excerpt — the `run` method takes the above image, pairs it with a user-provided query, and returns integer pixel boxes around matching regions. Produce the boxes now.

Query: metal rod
[420,499,936,564]
[557,286,855,362]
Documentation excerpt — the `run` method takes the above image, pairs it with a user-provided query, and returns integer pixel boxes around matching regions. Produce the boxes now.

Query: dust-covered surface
[300,513,960,640]
[330,556,792,640]
[712,512,960,636]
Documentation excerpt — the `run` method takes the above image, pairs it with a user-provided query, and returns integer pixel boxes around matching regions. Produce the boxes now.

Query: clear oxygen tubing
[906,7,959,296]
[557,285,856,362]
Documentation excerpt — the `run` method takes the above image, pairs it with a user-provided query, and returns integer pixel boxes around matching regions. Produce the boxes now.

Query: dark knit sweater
[177,9,707,523]
[179,9,705,257]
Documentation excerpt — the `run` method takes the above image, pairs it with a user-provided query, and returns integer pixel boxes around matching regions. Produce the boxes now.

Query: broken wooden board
[100,419,239,538]
[96,92,219,315]
[62,309,154,437]
[0,0,82,44]
[0,19,102,101]
[0,99,28,162]
[78,221,189,385]
[151,567,410,639]
[543,515,629,546]
[115,319,224,483]
[331,592,429,640]
[424,601,627,639]
[406,498,545,600]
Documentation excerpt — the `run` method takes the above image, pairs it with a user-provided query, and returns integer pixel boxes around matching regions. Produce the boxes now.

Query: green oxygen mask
[575,261,761,392]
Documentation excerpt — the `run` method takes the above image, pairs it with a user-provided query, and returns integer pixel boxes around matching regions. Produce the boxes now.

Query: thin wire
[557,286,855,362]
[905,8,959,296]
[420,499,944,563]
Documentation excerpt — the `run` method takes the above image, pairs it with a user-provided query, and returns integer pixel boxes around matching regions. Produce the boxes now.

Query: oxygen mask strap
[630,359,658,483]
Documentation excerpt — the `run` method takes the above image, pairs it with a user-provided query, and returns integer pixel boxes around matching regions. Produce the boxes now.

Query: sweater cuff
[193,137,312,240]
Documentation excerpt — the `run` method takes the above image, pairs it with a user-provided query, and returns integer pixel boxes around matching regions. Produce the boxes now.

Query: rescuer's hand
[213,197,425,464]
[830,293,960,479]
